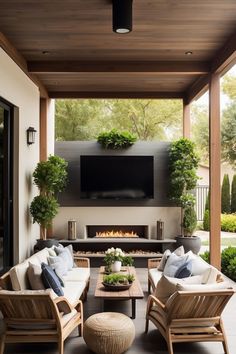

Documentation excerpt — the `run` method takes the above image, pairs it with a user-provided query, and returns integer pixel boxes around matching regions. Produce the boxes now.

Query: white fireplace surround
[53,206,181,240]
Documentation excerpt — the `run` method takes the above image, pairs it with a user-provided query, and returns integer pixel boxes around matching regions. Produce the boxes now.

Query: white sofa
[148,248,226,302]
[0,247,90,308]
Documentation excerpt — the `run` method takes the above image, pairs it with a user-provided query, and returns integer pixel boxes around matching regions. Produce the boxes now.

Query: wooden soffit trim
[48,91,184,99]
[28,61,209,75]
[0,32,48,98]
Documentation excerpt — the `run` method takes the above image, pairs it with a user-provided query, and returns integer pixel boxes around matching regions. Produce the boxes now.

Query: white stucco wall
[54,206,181,240]
[0,48,40,262]
[47,99,55,156]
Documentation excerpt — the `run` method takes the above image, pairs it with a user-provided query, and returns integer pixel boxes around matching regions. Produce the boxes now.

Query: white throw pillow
[186,251,212,276]
[158,246,185,271]
[163,253,189,277]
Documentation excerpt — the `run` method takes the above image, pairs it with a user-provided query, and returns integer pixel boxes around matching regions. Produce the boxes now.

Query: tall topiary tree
[169,138,200,236]
[231,174,236,213]
[221,174,230,214]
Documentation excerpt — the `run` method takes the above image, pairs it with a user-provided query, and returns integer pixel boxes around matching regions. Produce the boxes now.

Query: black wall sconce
[113,0,133,34]
[27,127,37,145]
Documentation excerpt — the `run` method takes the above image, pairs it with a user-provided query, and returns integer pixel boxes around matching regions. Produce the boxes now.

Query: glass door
[0,99,13,272]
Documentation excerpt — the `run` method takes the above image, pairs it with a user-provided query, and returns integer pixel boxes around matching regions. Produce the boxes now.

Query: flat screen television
[80,155,154,199]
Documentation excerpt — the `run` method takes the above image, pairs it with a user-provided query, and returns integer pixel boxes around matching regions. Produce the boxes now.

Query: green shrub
[203,209,210,231]
[97,129,137,149]
[221,174,231,213]
[221,246,236,277]
[221,213,236,232]
[227,257,236,281]
[231,174,236,213]
[200,250,210,263]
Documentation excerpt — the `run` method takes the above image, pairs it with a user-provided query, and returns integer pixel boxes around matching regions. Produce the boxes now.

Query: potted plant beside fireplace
[30,155,68,250]
[169,138,201,254]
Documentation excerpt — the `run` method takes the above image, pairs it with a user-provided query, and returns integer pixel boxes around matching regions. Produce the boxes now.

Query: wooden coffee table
[94,266,144,319]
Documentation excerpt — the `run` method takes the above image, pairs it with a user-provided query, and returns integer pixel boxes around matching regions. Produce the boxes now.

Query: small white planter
[111,261,122,272]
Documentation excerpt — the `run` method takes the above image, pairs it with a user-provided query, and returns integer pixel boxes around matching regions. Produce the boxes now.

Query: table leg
[131,299,136,319]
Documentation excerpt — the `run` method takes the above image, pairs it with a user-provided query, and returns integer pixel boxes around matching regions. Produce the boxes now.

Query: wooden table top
[94,266,144,300]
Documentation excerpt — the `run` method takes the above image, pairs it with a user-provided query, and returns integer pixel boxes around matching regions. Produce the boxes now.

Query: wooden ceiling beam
[185,30,236,103]
[48,91,184,99]
[28,61,209,75]
[0,32,48,98]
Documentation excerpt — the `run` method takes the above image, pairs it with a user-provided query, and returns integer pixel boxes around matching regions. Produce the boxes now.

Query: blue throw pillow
[175,260,192,279]
[41,263,64,296]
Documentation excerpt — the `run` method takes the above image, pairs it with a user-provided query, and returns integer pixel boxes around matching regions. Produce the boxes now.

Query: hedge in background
[221,213,236,232]
[221,174,231,213]
[231,174,236,213]
[203,191,210,231]
[200,246,236,281]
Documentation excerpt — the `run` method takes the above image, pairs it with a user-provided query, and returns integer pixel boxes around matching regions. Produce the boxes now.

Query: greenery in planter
[97,129,137,149]
[103,273,135,285]
[30,155,68,240]
[221,174,230,213]
[169,138,200,236]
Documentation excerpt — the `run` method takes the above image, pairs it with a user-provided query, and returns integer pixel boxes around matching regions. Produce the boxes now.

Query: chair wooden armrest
[147,257,162,269]
[73,256,90,268]
[53,296,74,314]
[146,294,166,314]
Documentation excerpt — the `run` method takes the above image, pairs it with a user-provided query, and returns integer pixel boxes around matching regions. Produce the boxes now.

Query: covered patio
[1,1,236,354]
[1,0,236,267]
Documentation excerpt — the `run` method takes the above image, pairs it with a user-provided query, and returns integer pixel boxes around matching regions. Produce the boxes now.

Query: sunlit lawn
[202,238,236,247]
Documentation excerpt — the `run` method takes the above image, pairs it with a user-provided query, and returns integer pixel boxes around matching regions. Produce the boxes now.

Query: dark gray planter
[175,235,201,254]
[34,239,59,252]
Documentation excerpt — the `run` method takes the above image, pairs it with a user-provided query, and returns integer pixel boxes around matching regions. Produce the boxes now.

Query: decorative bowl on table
[102,282,132,291]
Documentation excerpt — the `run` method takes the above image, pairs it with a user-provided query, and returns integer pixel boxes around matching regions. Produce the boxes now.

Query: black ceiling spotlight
[113,0,133,34]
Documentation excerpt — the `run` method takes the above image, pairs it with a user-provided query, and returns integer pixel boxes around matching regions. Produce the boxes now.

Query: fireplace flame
[95,230,139,238]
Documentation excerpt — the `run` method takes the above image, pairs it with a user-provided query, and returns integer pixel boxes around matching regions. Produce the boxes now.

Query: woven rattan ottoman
[83,312,135,354]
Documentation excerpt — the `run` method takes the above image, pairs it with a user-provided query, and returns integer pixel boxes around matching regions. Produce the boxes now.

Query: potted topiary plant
[169,138,201,254]
[30,155,68,249]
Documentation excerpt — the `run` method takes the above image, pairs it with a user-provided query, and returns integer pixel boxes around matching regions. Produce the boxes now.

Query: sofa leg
[0,335,5,354]
[78,322,83,337]
[145,319,149,333]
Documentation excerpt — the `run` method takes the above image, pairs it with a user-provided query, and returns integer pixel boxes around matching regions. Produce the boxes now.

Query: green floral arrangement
[103,273,135,285]
[97,129,137,149]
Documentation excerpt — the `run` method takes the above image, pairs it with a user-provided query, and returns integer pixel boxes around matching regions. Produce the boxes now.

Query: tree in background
[221,102,236,168]
[231,175,236,213]
[55,98,182,142]
[191,104,209,165]
[221,174,231,214]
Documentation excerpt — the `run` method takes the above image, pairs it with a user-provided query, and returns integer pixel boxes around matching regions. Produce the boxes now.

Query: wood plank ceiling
[1,0,236,100]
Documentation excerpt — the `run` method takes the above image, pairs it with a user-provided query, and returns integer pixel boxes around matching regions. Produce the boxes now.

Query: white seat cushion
[63,281,86,306]
[148,268,162,288]
[63,268,90,282]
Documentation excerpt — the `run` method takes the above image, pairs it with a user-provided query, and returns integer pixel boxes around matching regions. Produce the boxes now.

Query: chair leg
[0,335,5,354]
[145,318,149,333]
[58,338,64,354]
[220,319,230,354]
[166,329,174,354]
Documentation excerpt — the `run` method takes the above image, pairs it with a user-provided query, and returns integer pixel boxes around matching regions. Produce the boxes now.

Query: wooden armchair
[145,289,234,354]
[0,290,83,354]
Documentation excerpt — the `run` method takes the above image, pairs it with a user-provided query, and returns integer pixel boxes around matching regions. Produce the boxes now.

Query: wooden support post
[40,98,48,161]
[209,73,221,269]
[183,100,190,138]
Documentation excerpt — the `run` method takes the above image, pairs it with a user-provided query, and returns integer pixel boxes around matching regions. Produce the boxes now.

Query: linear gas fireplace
[86,225,149,239]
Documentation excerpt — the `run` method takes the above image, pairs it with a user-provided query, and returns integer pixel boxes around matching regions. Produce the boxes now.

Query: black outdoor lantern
[27,127,37,145]
[113,0,133,34]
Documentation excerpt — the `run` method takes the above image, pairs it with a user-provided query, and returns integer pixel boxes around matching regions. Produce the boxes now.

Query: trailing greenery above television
[97,129,137,149]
